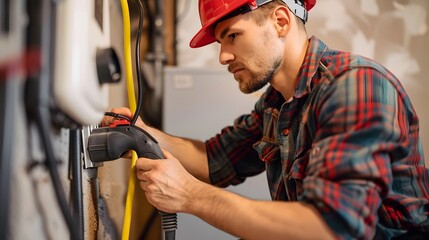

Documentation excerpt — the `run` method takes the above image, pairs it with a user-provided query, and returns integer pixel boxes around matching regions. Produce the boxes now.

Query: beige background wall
[306,0,428,165]
[176,0,429,165]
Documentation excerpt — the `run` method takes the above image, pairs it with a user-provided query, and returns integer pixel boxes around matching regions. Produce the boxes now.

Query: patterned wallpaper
[176,0,429,163]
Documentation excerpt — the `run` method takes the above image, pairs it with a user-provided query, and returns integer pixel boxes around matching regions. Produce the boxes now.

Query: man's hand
[136,149,202,213]
[100,107,149,159]
[101,107,146,130]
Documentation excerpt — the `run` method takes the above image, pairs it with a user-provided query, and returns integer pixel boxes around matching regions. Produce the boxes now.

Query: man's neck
[271,35,309,101]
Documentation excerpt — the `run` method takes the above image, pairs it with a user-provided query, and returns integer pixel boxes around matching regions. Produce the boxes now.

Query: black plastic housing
[88,124,164,162]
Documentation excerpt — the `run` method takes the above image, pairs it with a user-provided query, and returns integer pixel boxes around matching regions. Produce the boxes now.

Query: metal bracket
[81,125,103,169]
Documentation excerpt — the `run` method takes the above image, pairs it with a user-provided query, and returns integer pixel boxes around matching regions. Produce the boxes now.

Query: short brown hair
[249,1,285,26]
[250,0,304,26]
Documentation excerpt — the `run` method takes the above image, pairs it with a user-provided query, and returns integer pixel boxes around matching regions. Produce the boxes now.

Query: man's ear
[272,5,291,37]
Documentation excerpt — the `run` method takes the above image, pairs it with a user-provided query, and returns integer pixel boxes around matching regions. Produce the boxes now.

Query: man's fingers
[101,107,134,126]
[136,157,154,172]
[110,107,133,117]
[136,169,149,181]
[161,149,173,159]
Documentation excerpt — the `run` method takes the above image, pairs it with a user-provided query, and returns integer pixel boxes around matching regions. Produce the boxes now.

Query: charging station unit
[53,0,117,126]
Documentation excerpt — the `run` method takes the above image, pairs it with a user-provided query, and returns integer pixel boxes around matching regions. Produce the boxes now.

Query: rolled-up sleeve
[205,98,265,187]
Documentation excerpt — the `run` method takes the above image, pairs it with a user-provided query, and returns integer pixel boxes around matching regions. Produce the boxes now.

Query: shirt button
[315,201,324,208]
[282,128,290,136]
[311,147,320,156]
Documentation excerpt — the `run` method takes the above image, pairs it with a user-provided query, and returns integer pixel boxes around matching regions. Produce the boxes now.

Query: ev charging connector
[87,121,178,239]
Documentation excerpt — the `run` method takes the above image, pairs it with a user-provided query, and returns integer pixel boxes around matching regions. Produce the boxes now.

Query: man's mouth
[228,65,245,77]
[233,69,244,76]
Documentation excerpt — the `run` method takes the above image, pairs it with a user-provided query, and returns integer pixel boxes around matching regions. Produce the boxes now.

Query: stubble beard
[238,56,282,94]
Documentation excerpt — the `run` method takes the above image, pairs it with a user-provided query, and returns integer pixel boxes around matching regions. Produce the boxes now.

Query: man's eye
[228,33,238,40]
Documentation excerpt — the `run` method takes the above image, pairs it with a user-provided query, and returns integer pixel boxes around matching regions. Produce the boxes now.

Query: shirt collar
[293,36,328,98]
[262,36,328,109]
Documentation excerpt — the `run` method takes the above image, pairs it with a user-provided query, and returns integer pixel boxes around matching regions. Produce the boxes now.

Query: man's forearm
[144,126,211,183]
[187,181,336,240]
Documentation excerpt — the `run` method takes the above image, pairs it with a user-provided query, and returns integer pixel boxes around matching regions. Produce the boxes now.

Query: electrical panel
[53,0,117,125]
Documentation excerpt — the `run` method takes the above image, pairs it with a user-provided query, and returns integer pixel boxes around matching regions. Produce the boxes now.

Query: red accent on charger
[109,119,130,128]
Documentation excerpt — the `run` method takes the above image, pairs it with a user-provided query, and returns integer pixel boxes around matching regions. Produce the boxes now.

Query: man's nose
[219,47,234,65]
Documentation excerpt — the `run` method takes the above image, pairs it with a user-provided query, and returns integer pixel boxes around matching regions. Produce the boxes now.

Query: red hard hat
[189,0,316,48]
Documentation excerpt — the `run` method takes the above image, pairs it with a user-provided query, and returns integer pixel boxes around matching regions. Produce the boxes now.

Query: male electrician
[106,0,429,239]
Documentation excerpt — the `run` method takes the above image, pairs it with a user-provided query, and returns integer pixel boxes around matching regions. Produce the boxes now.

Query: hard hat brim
[189,23,216,48]
[189,0,251,48]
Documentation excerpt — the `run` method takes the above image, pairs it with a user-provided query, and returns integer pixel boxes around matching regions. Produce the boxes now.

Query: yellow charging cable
[119,0,138,239]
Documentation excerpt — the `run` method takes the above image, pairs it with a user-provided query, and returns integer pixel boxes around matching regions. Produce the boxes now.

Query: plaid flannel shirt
[205,36,429,239]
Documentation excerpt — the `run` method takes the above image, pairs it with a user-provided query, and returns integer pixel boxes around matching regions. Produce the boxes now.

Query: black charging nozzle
[87,123,177,239]
[87,124,164,161]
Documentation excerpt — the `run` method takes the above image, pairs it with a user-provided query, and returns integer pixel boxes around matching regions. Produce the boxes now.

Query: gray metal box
[163,66,270,240]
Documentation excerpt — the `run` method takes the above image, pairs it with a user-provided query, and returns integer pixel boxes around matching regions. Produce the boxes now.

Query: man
[106,0,429,239]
